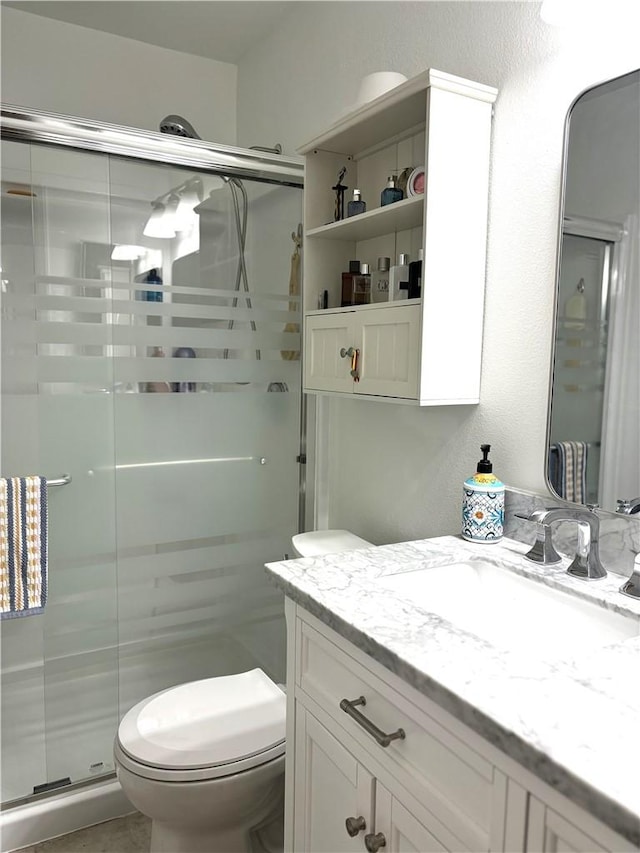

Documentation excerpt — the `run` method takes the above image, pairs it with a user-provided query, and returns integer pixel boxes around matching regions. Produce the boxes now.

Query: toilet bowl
[114,533,371,852]
[114,668,286,853]
[292,529,373,557]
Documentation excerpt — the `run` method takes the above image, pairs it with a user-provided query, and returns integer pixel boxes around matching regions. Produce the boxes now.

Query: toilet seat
[115,668,286,783]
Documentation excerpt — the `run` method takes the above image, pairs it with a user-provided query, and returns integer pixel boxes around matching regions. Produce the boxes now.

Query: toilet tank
[291,529,373,557]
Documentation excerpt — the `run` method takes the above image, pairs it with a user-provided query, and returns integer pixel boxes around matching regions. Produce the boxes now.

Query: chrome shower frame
[0,104,303,188]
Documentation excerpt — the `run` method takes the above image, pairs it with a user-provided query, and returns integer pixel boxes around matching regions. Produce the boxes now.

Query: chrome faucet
[620,554,640,599]
[523,506,607,580]
[516,511,562,565]
[616,497,640,515]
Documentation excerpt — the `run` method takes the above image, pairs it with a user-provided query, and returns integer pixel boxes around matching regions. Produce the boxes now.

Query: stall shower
[0,106,304,809]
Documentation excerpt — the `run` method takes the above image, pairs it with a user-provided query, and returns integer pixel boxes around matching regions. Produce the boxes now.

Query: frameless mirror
[547,69,639,514]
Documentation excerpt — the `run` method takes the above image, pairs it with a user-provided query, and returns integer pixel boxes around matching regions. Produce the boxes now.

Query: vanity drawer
[296,616,496,850]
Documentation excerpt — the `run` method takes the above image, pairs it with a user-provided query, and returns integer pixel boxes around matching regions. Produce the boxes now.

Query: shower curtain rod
[0,104,304,188]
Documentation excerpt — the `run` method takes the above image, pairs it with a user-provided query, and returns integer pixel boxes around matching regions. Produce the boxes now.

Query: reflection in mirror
[548,70,639,513]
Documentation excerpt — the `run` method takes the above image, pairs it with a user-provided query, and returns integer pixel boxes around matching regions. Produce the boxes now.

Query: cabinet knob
[340,346,355,358]
[345,815,367,837]
[364,831,387,852]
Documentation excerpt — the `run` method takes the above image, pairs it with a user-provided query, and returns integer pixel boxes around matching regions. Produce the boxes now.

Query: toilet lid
[117,668,285,772]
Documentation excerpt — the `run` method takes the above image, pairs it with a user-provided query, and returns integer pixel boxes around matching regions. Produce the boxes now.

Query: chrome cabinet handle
[340,346,355,358]
[339,696,405,748]
[345,816,366,837]
[364,831,387,852]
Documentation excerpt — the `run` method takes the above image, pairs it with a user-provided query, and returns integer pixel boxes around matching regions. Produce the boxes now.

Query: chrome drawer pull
[345,815,366,837]
[339,696,405,748]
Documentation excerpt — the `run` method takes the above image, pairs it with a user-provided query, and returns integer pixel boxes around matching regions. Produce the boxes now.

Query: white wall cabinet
[284,601,637,853]
[305,303,420,398]
[299,70,497,404]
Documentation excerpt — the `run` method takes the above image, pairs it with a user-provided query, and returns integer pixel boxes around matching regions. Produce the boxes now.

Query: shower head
[159,115,201,139]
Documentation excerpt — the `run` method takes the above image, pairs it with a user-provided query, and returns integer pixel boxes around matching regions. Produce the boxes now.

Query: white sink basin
[376,560,639,658]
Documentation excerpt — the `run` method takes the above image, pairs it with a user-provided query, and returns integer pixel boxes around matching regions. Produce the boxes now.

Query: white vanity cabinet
[284,601,637,853]
[299,70,497,404]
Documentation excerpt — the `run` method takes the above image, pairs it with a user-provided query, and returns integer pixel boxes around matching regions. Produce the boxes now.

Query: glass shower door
[1,141,120,800]
[108,158,302,718]
[1,139,302,806]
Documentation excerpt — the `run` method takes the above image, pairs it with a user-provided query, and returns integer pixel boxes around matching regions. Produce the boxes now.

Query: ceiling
[2,1,297,64]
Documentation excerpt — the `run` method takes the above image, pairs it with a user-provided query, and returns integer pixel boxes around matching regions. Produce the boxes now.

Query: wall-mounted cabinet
[299,69,497,405]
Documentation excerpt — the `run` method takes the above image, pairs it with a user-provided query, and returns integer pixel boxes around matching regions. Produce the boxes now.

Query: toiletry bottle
[351,263,371,304]
[173,346,196,392]
[462,444,505,543]
[389,253,410,301]
[371,257,391,303]
[341,260,361,306]
[407,248,423,299]
[380,175,403,206]
[144,268,163,302]
[347,189,366,217]
[146,346,171,393]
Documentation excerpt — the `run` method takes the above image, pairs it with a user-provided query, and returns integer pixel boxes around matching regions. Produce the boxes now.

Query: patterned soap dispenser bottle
[462,444,505,543]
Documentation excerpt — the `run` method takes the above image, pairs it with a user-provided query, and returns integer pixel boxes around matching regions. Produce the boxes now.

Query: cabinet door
[304,312,356,393]
[293,706,374,853]
[526,798,608,852]
[375,782,451,853]
[356,304,420,399]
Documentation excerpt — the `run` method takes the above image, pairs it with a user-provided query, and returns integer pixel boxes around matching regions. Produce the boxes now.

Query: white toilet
[291,528,373,557]
[114,530,373,853]
[114,669,286,853]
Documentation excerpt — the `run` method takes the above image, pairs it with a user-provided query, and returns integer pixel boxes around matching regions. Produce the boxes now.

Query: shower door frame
[0,103,308,809]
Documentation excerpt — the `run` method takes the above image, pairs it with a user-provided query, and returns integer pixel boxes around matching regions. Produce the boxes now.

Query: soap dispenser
[462,444,505,543]
[347,189,366,217]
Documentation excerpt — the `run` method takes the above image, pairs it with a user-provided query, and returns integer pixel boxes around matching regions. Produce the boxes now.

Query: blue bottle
[144,268,163,302]
[347,189,366,217]
[380,175,403,206]
[462,445,505,543]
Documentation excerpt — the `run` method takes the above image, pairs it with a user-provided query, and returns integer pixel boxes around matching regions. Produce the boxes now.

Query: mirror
[547,69,639,514]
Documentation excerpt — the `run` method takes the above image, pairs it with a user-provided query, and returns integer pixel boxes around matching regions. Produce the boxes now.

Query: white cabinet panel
[294,706,374,853]
[376,783,450,853]
[358,304,420,398]
[304,312,354,393]
[526,797,609,853]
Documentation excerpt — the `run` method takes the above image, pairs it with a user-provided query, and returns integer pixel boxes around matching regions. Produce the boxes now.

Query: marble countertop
[265,535,640,846]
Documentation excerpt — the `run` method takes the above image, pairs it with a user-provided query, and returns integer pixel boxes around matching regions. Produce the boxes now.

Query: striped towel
[548,442,588,503]
[0,476,48,619]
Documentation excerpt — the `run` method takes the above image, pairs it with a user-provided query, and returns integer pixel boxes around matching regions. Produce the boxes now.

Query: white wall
[1,7,237,144]
[237,0,640,544]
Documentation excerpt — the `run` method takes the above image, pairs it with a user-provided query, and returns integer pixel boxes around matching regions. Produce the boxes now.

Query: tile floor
[17,812,151,853]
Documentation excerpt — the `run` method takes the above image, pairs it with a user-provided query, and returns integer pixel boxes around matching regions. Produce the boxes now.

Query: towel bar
[47,474,72,487]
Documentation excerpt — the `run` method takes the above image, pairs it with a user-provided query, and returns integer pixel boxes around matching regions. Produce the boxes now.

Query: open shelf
[306,195,423,242]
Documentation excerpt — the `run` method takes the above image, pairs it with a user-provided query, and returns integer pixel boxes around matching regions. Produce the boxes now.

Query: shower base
[0,776,132,852]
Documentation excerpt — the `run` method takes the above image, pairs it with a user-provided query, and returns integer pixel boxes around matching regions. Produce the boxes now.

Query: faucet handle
[620,554,640,599]
[518,517,563,565]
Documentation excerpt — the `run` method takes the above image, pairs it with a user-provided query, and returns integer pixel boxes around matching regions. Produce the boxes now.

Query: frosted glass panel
[109,159,302,715]
[1,140,302,804]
